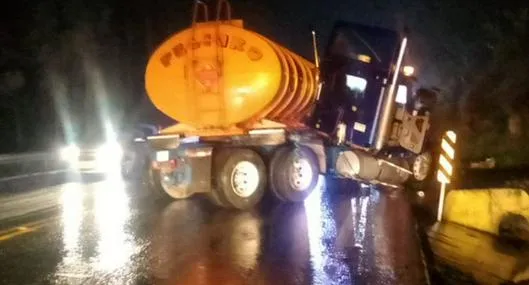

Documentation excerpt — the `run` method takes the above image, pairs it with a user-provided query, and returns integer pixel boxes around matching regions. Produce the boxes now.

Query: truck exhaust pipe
[374,37,408,151]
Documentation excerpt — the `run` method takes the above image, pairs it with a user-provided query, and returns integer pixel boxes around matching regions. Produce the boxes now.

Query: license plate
[156,150,169,162]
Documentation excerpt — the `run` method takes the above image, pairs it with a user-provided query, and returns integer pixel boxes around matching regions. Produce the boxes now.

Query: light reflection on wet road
[0,174,427,285]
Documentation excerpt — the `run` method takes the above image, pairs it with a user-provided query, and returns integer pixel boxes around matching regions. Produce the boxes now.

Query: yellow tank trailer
[146,21,318,129]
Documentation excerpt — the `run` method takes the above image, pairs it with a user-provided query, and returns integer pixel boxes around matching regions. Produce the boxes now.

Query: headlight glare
[96,142,123,161]
[60,145,80,161]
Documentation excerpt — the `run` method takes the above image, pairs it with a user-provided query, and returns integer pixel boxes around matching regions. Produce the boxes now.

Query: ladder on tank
[188,0,232,127]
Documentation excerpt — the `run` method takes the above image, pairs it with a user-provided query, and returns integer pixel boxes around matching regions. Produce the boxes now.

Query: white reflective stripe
[441,139,455,160]
[446,131,457,144]
[437,131,457,184]
[439,155,453,175]
[437,171,450,184]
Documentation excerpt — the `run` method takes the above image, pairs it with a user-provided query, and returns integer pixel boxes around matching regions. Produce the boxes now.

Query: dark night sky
[0,0,512,151]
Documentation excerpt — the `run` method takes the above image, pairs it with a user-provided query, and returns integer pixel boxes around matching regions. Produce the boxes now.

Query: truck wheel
[269,146,319,202]
[406,150,436,191]
[146,167,169,199]
[212,148,266,210]
[207,189,231,208]
[121,152,142,181]
[411,151,433,182]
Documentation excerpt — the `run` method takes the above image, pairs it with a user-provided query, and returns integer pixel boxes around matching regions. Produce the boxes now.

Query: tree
[459,7,529,165]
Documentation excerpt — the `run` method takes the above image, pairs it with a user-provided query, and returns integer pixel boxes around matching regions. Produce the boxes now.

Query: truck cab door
[312,21,401,148]
[319,63,387,148]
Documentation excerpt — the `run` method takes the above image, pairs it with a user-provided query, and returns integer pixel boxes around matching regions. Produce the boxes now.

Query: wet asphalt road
[0,173,428,285]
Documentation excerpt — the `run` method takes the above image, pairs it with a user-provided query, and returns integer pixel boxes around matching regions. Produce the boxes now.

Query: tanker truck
[144,0,435,209]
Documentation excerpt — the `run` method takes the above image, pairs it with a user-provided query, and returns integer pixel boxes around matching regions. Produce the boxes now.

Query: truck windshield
[326,21,401,70]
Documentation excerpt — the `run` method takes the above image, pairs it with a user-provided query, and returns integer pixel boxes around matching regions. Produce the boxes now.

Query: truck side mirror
[414,88,437,112]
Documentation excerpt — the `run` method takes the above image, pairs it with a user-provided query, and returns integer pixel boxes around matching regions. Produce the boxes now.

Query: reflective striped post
[437,130,457,222]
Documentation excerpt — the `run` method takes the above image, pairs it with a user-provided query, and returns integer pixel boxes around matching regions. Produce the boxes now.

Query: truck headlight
[96,141,123,163]
[60,145,80,161]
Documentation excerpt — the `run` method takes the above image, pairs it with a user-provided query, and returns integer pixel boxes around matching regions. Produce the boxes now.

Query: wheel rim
[288,156,314,191]
[413,153,432,181]
[161,172,175,185]
[230,161,260,198]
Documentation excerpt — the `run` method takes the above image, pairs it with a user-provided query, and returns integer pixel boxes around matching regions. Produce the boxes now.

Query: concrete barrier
[443,188,529,238]
[428,222,529,284]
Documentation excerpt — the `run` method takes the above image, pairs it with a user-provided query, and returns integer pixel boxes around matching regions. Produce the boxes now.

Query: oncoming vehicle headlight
[60,145,80,161]
[96,141,123,163]
[96,141,123,161]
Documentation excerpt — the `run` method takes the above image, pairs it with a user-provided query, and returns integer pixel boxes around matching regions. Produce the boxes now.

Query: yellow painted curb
[443,188,529,235]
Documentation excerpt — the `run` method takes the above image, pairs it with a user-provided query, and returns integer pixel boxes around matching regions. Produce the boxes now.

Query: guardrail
[0,151,67,181]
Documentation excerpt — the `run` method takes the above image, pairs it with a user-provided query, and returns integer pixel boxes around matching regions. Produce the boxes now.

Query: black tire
[269,145,319,202]
[208,149,233,208]
[268,147,288,202]
[268,147,289,201]
[407,149,436,191]
[212,148,267,210]
[121,152,143,181]
[409,151,434,182]
[207,189,231,208]
[146,167,170,200]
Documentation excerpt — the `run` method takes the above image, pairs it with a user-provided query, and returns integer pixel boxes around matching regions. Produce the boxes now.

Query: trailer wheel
[121,151,146,181]
[120,152,135,180]
[146,167,169,199]
[207,188,231,208]
[270,146,319,202]
[212,148,266,210]
[146,165,193,200]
